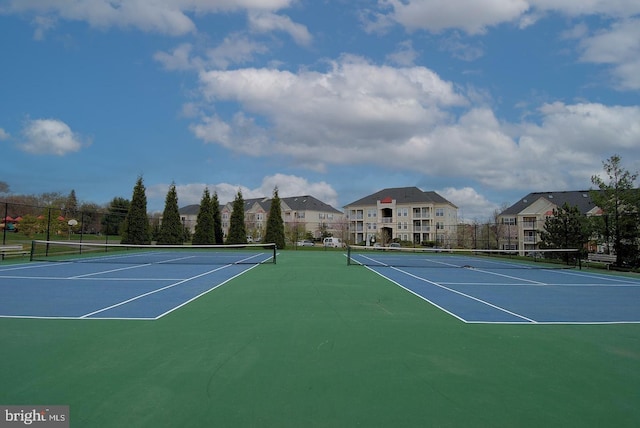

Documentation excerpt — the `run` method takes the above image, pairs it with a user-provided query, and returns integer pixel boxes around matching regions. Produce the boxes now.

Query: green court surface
[1,250,639,427]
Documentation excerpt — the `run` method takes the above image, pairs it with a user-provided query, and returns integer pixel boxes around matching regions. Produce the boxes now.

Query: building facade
[497,190,602,255]
[179,195,344,243]
[344,187,458,246]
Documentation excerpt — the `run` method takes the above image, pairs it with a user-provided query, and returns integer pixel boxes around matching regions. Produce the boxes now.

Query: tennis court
[347,246,640,324]
[1,249,639,427]
[0,241,276,320]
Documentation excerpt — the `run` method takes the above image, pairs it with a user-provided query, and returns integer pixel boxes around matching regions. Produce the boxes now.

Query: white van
[323,237,344,248]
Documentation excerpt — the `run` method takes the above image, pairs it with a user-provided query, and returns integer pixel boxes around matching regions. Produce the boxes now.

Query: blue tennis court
[365,265,640,324]
[0,244,275,320]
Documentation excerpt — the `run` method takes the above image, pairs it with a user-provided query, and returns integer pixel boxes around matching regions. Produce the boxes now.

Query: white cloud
[0,128,10,140]
[154,35,269,71]
[205,34,270,69]
[439,187,501,221]
[153,43,199,71]
[19,119,88,155]
[378,0,640,35]
[4,0,297,37]
[148,174,339,210]
[386,40,419,66]
[382,0,531,35]
[576,18,640,90]
[188,56,640,199]
[248,11,312,46]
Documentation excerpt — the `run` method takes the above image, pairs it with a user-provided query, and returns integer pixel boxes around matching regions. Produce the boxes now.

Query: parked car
[323,237,344,248]
[296,240,315,247]
[389,243,401,250]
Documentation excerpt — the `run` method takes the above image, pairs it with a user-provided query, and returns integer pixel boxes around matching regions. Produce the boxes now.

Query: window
[398,208,408,217]
[502,217,516,225]
[367,209,377,218]
[435,208,444,217]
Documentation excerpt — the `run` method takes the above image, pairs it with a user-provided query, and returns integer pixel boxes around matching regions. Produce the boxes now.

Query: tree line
[119,176,285,248]
[1,176,286,248]
[539,155,639,268]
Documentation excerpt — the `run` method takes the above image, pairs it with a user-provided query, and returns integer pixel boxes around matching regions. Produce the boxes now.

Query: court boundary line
[0,262,260,321]
[386,266,538,323]
[363,263,640,325]
[79,264,237,319]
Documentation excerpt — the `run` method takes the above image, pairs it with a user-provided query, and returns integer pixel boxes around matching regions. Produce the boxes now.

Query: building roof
[178,204,201,215]
[180,195,342,215]
[500,190,600,216]
[344,187,455,208]
[281,195,342,213]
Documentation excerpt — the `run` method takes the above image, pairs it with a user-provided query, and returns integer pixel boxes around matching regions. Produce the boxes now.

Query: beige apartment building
[344,187,458,246]
[497,190,602,255]
[180,195,344,242]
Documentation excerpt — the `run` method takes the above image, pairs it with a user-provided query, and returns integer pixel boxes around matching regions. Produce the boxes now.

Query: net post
[347,245,351,265]
[29,240,35,262]
[273,243,277,264]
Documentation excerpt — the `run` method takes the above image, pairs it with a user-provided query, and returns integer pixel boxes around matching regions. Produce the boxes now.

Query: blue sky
[1,0,639,221]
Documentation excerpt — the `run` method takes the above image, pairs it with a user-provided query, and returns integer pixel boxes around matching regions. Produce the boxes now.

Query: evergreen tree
[64,189,78,220]
[211,191,224,244]
[157,182,184,245]
[121,176,151,244]
[264,187,286,249]
[102,197,130,236]
[539,202,590,262]
[192,188,215,244]
[226,190,247,244]
[591,154,639,266]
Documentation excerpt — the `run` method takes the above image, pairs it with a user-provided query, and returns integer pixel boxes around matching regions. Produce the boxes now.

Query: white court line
[154,263,262,320]
[381,265,538,323]
[70,263,155,279]
[457,267,547,285]
[79,264,235,318]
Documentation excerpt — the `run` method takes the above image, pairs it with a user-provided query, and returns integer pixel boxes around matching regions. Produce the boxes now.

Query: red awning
[380,197,393,204]
[4,216,14,222]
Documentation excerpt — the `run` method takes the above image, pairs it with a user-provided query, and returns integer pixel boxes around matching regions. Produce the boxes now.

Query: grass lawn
[1,251,639,427]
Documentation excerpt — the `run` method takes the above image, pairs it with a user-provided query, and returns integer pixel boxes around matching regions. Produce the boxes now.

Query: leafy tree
[211,192,224,244]
[0,181,9,193]
[192,188,215,244]
[76,202,101,234]
[121,176,151,245]
[591,155,639,266]
[226,190,247,244]
[102,197,130,236]
[157,182,184,245]
[263,187,286,249]
[539,202,590,262]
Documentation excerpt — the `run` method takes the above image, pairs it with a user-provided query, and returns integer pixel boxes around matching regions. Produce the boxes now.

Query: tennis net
[346,245,581,269]
[30,240,277,265]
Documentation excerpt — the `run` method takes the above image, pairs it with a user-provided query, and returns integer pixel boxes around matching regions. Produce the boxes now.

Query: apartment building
[180,195,344,242]
[344,187,458,246]
[497,190,601,255]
